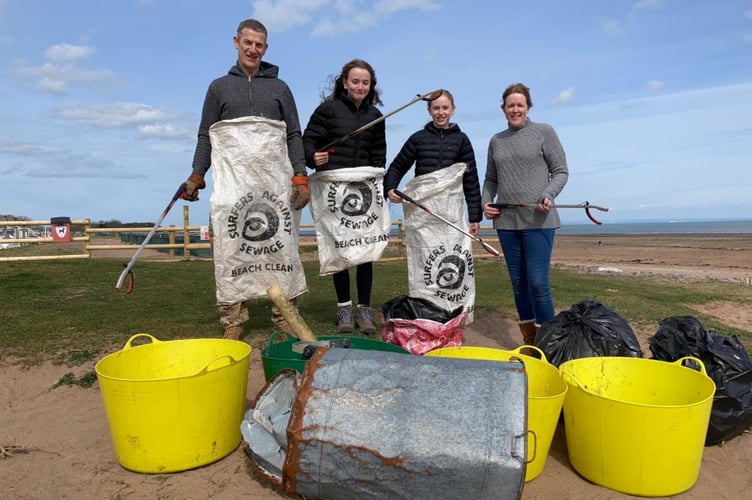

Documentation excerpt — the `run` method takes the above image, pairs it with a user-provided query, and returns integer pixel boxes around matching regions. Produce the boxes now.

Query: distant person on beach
[481,82,569,345]
[302,59,387,335]
[384,89,482,321]
[181,19,310,340]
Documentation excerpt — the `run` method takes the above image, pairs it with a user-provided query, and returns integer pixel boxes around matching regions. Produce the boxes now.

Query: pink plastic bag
[381,310,466,355]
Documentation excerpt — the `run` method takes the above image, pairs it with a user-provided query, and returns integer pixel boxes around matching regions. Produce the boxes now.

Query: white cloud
[632,0,667,12]
[22,152,145,179]
[56,102,180,128]
[0,142,65,155]
[375,0,442,15]
[253,0,442,36]
[138,123,193,139]
[552,87,575,105]
[11,42,114,94]
[45,43,95,62]
[601,19,621,35]
[643,79,665,91]
[252,0,329,32]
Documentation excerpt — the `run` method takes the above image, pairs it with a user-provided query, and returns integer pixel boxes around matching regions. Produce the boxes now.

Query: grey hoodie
[191,61,307,176]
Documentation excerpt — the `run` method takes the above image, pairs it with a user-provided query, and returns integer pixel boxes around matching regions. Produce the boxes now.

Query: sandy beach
[2,232,751,499]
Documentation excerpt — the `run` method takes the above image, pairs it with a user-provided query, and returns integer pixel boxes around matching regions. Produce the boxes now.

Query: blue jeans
[497,229,556,324]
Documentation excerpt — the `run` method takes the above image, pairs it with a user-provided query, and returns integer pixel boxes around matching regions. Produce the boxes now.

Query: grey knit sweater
[481,118,568,230]
[191,61,307,176]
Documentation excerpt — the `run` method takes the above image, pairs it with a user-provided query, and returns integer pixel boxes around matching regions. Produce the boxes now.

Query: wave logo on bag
[326,180,385,229]
[225,190,293,255]
[423,244,474,302]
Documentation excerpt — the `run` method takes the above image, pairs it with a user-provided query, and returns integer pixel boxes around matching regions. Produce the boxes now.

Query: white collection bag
[402,163,475,323]
[209,116,307,304]
[308,166,390,275]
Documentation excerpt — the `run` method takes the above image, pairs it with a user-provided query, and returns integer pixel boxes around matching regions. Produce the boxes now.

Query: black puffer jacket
[302,95,386,171]
[384,122,482,223]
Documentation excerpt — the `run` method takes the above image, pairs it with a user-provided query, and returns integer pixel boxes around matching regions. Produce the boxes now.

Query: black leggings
[332,262,373,305]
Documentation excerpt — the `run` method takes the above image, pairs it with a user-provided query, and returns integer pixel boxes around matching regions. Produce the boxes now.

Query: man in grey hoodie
[182,19,310,340]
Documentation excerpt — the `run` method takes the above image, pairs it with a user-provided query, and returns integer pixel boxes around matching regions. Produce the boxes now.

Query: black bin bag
[535,299,643,367]
[649,316,752,445]
[381,294,462,323]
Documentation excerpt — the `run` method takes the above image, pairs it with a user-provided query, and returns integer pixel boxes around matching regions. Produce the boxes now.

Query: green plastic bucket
[261,332,410,381]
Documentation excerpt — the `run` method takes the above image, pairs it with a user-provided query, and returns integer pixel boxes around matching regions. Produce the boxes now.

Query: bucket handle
[267,331,296,348]
[122,333,161,350]
[510,345,549,363]
[511,430,536,464]
[675,356,708,376]
[196,355,239,375]
[525,429,538,464]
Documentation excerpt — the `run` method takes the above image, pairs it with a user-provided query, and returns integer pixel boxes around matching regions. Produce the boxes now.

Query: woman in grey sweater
[481,83,569,345]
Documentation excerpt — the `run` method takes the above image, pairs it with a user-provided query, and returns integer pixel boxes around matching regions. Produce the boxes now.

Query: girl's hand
[387,189,403,203]
[468,222,480,236]
[313,151,329,168]
[483,202,500,219]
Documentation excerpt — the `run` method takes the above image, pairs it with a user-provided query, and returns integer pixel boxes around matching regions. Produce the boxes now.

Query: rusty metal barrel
[244,348,528,500]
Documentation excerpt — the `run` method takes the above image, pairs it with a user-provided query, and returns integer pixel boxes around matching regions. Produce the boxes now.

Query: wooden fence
[0,205,415,263]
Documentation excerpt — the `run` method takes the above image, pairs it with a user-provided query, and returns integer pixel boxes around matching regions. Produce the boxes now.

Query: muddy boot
[355,305,376,336]
[336,303,354,333]
[518,320,537,346]
[223,325,244,341]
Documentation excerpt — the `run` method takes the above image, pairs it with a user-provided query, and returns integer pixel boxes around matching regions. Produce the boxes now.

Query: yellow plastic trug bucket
[95,334,251,473]
[558,356,715,497]
[425,345,567,482]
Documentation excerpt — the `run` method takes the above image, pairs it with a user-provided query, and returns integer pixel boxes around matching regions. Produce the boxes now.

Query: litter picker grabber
[394,189,502,258]
[317,89,444,153]
[488,201,609,225]
[115,182,186,293]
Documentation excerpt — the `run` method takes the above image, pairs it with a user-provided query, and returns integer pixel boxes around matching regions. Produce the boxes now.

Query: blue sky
[1,0,751,227]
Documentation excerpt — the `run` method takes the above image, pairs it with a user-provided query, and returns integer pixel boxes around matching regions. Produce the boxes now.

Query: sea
[299,219,752,238]
[430,219,752,237]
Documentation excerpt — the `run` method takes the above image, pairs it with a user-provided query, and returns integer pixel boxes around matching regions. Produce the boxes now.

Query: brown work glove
[290,174,310,210]
[180,173,206,201]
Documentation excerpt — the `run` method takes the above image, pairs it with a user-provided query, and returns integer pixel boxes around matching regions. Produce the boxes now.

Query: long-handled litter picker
[317,89,444,153]
[488,202,610,225]
[394,189,502,257]
[115,182,186,293]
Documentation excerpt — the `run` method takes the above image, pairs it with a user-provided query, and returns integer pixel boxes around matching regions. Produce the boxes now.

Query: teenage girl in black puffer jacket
[302,59,386,335]
[384,89,482,232]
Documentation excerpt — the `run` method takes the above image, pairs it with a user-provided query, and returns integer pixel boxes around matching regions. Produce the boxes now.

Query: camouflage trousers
[218,296,299,330]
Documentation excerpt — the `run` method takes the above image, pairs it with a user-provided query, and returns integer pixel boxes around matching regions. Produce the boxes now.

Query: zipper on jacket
[438,128,445,168]
[247,76,253,114]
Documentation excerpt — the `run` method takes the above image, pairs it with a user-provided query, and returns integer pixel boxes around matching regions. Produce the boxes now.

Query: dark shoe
[355,305,376,335]
[337,306,354,333]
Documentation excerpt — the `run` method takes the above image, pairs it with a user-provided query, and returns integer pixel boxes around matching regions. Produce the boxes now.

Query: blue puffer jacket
[384,122,482,223]
[302,95,386,171]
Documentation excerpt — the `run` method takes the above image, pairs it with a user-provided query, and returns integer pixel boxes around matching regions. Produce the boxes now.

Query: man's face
[234,28,267,77]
